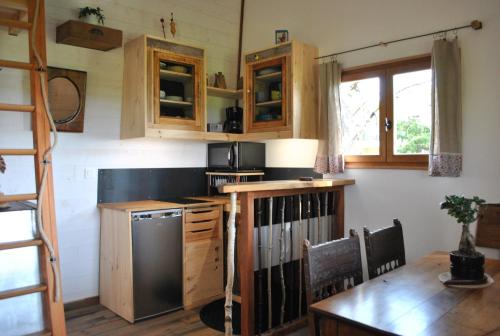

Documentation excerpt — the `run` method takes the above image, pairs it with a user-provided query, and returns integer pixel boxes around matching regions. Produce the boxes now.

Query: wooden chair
[364,219,406,280]
[476,204,500,249]
[303,229,363,336]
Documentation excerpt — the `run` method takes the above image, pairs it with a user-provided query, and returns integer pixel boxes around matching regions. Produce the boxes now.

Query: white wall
[245,0,500,261]
[0,0,240,302]
[1,0,499,303]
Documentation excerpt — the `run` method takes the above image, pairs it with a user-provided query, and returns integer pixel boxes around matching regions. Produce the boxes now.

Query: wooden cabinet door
[152,51,205,131]
[245,55,291,133]
[184,239,223,308]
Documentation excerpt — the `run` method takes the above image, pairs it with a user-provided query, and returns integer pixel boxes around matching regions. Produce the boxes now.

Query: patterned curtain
[429,39,462,177]
[314,61,344,174]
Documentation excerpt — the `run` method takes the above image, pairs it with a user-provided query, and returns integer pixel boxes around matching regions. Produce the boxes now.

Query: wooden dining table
[309,251,500,336]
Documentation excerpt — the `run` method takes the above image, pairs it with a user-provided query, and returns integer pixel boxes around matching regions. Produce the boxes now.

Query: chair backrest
[364,219,406,280]
[476,204,500,249]
[303,229,363,306]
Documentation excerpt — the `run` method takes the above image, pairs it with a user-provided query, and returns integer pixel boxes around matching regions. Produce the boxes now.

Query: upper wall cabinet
[121,35,206,138]
[121,36,319,141]
[153,50,204,131]
[244,41,319,139]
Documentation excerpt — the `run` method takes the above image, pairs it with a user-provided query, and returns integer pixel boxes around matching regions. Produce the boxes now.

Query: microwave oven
[207,142,265,171]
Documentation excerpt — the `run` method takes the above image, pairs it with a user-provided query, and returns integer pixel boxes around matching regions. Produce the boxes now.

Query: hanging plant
[78,6,105,25]
[0,155,6,207]
[0,155,5,174]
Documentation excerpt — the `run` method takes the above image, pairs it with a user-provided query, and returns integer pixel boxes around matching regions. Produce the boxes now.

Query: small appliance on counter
[208,142,265,171]
[223,106,243,134]
[207,123,223,132]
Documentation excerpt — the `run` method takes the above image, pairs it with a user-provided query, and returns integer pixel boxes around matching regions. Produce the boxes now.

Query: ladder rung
[0,284,47,300]
[0,239,43,251]
[0,59,35,71]
[0,18,31,30]
[0,103,35,112]
[0,193,37,203]
[25,331,52,336]
[0,149,37,155]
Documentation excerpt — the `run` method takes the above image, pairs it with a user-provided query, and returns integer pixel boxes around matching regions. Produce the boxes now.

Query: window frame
[341,54,432,170]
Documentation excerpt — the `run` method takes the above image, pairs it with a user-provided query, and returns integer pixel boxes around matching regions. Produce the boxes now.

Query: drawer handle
[89,28,104,36]
[190,219,216,224]
[191,209,213,214]
[191,228,212,234]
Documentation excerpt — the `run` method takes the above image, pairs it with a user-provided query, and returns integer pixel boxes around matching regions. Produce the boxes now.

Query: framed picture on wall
[275,30,289,44]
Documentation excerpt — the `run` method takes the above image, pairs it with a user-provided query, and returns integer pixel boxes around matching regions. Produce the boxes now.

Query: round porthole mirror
[48,77,81,124]
[47,67,87,133]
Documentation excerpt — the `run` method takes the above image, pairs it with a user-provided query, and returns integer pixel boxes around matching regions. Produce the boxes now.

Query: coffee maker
[223,106,243,133]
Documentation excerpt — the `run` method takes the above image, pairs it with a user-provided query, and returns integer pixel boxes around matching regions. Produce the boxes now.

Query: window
[340,55,432,169]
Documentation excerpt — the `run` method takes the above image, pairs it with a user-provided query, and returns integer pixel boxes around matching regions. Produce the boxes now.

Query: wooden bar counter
[218,178,355,336]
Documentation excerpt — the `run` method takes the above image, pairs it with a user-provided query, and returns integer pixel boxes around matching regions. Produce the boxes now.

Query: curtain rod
[316,20,482,60]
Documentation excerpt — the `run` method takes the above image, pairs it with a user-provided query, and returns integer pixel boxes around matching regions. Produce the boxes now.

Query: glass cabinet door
[246,56,288,132]
[153,51,203,131]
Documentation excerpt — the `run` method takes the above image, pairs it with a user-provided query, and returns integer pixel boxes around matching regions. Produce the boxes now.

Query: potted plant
[440,195,486,280]
[0,155,8,208]
[78,6,105,25]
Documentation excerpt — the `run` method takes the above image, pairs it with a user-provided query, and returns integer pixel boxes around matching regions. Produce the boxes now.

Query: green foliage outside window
[396,116,430,154]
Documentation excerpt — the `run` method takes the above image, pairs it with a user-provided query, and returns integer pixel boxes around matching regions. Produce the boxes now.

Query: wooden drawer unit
[183,205,224,308]
[184,206,221,242]
[185,206,220,222]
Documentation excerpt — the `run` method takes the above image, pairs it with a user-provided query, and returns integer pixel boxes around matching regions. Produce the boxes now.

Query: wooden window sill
[345,161,427,170]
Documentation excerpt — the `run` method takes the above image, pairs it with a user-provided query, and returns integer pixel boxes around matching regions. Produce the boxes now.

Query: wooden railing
[219,179,355,335]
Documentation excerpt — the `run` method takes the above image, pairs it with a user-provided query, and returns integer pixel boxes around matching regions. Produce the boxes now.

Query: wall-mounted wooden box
[56,20,122,51]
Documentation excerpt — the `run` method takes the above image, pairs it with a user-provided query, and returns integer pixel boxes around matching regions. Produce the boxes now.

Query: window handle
[385,117,393,132]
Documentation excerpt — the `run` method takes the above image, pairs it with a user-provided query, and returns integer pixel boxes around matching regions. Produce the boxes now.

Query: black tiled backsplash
[97,167,320,204]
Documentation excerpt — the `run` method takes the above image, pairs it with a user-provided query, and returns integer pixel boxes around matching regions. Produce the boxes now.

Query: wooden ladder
[0,0,66,335]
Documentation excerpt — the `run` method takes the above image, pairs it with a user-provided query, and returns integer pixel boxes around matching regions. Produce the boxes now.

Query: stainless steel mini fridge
[131,209,183,321]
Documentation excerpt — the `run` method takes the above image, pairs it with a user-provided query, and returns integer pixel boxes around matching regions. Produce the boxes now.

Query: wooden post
[239,192,255,336]
[28,0,67,334]
[266,197,273,329]
[335,187,345,239]
[298,194,303,319]
[225,192,238,335]
[256,198,264,333]
[279,197,286,326]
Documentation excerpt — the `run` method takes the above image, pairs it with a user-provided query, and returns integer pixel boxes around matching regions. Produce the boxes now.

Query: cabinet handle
[89,28,104,36]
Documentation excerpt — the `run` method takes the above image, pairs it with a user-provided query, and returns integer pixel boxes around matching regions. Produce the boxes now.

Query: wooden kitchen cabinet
[98,202,224,322]
[121,35,319,141]
[153,50,204,131]
[121,35,206,138]
[244,41,319,138]
[183,206,224,308]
